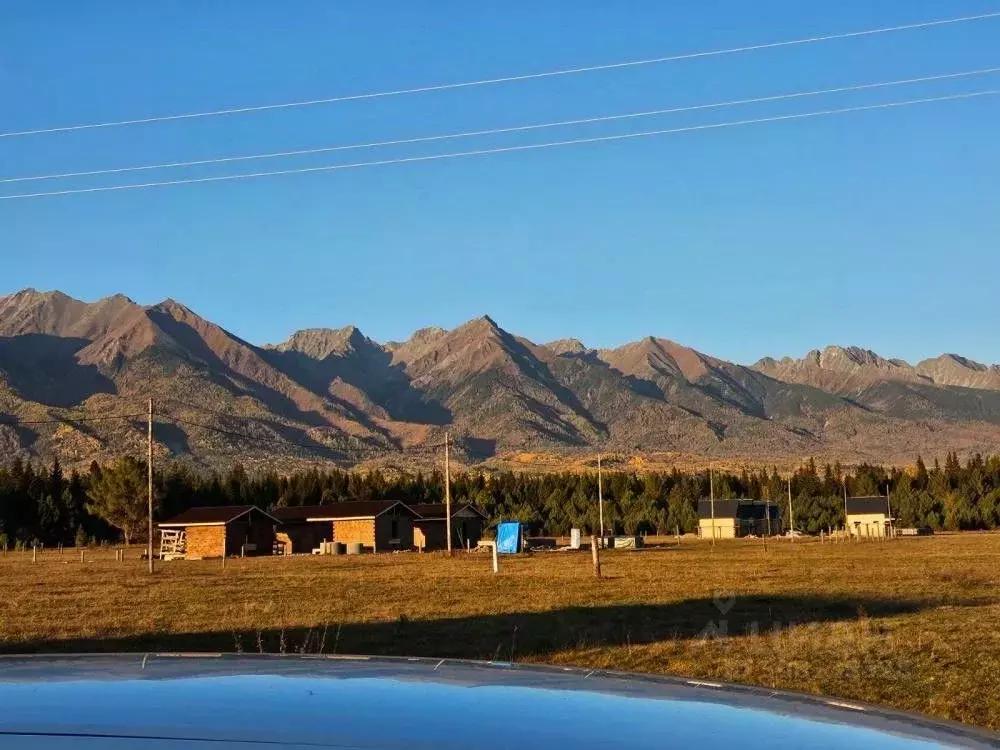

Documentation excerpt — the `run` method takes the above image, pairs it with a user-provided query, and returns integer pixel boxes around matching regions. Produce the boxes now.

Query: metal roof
[272,500,418,522]
[158,505,279,527]
[697,499,778,520]
[846,496,892,516]
[410,503,488,520]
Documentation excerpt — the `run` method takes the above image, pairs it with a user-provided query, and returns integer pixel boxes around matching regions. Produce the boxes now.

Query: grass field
[2,534,1000,729]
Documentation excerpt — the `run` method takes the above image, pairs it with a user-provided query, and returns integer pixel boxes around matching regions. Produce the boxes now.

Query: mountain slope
[388,316,606,449]
[4,288,1000,469]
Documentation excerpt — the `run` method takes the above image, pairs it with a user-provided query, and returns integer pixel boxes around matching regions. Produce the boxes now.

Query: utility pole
[709,467,716,546]
[886,481,893,539]
[147,398,154,574]
[843,480,848,536]
[787,477,795,543]
[598,454,604,543]
[444,431,452,555]
[765,486,772,537]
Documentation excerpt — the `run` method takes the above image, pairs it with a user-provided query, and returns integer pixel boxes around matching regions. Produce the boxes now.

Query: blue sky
[1,0,998,365]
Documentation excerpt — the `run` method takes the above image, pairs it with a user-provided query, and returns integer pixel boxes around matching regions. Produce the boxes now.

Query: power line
[0,413,146,426]
[159,413,447,456]
[2,88,996,201]
[155,397,448,453]
[160,414,386,455]
[2,11,998,139]
[4,65,998,185]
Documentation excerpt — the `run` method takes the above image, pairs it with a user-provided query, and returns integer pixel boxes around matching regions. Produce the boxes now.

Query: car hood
[0,654,995,748]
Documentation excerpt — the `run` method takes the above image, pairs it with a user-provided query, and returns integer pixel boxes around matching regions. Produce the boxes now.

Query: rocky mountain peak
[544,338,588,356]
[272,326,373,360]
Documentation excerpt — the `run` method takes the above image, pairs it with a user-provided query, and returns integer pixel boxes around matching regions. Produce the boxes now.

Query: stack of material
[611,536,645,550]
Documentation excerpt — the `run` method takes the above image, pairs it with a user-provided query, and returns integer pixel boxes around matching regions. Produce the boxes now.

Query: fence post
[491,542,499,574]
[32,545,37,563]
[80,549,85,563]
[591,535,602,579]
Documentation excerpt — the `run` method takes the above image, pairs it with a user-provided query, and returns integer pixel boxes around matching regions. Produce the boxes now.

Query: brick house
[157,505,279,559]
[272,501,418,553]
[410,503,487,551]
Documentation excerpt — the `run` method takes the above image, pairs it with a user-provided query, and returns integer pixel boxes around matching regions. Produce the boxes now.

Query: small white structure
[846,497,894,538]
[570,528,581,549]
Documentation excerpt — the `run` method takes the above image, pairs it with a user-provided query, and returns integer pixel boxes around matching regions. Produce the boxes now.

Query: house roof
[846,496,891,516]
[410,503,488,520]
[272,500,418,522]
[697,499,778,520]
[158,505,279,527]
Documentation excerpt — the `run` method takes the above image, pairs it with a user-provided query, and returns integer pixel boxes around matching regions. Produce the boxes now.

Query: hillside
[3,289,1000,470]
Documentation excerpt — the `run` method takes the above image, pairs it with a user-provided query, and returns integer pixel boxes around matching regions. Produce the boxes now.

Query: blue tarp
[496,522,522,554]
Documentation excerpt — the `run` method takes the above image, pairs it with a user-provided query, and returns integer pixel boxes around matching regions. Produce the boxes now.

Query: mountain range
[2,288,1000,471]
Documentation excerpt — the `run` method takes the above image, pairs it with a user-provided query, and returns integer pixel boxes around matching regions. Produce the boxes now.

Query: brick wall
[185,525,227,559]
[333,519,375,549]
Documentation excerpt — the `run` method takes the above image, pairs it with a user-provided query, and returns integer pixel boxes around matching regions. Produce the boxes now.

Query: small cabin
[272,501,418,553]
[157,505,279,559]
[410,503,488,551]
[698,499,779,539]
[846,496,894,538]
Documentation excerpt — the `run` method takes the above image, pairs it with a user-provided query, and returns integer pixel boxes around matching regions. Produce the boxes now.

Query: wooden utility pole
[597,454,604,543]
[765,486,772,537]
[148,398,154,573]
[591,534,602,578]
[886,482,894,539]
[787,478,795,543]
[843,480,848,533]
[444,431,452,555]
[709,467,716,547]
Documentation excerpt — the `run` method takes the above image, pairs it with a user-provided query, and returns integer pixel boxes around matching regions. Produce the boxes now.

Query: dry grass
[2,534,1000,729]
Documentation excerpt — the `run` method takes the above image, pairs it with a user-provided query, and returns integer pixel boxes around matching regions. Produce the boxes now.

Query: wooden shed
[272,501,418,553]
[157,505,279,559]
[410,503,488,551]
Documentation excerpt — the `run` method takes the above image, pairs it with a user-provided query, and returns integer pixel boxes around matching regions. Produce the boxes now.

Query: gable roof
[410,503,488,520]
[158,505,279,527]
[272,500,418,522]
[697,499,778,520]
[698,499,740,519]
[846,496,891,516]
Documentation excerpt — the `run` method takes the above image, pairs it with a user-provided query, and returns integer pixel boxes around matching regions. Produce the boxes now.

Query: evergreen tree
[86,457,154,545]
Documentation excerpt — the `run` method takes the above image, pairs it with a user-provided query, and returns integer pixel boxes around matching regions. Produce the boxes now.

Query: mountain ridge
[3,288,1000,470]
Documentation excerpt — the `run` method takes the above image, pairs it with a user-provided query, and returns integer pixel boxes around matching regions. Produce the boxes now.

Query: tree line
[2,452,999,547]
